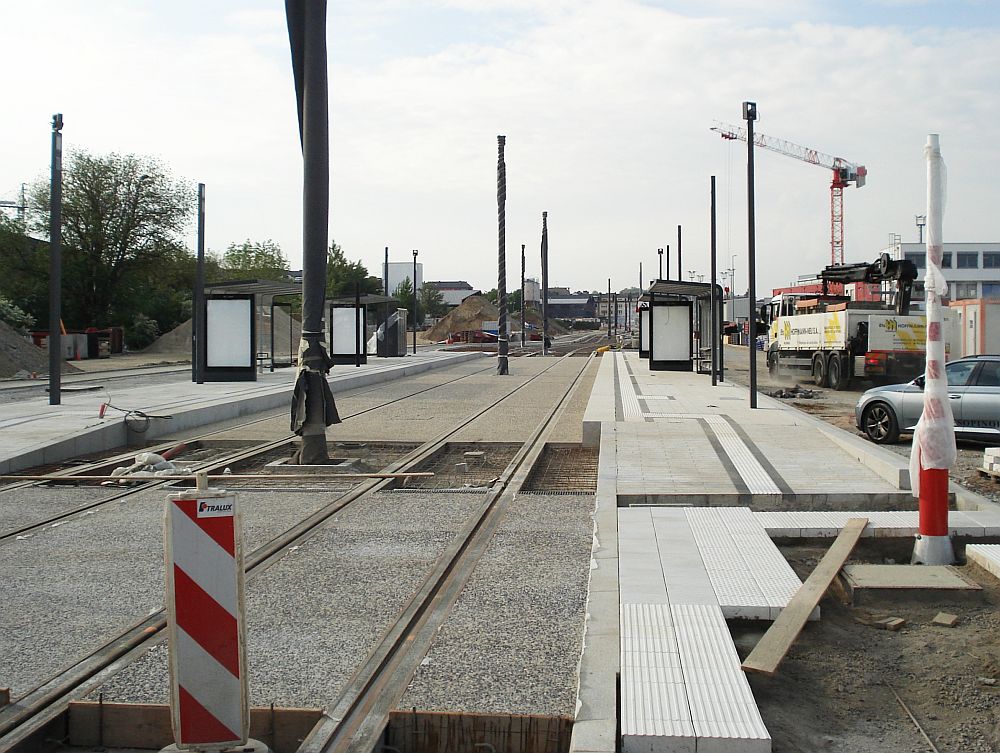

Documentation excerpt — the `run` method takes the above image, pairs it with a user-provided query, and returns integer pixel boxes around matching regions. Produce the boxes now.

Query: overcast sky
[2,1,998,295]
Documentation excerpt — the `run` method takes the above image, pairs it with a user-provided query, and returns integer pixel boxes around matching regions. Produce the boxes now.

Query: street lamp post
[657,248,663,280]
[915,214,926,244]
[744,100,759,409]
[48,113,64,406]
[412,249,418,354]
[520,243,526,347]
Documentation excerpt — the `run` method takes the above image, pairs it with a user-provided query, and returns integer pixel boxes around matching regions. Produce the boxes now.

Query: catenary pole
[48,114,63,406]
[412,250,418,354]
[541,212,549,355]
[285,0,339,463]
[912,134,955,566]
[496,136,509,375]
[194,183,206,383]
[520,244,526,347]
[677,225,682,280]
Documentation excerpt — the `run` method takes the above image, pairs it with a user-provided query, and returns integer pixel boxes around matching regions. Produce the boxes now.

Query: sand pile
[425,296,501,341]
[142,308,302,357]
[514,308,569,335]
[0,319,79,378]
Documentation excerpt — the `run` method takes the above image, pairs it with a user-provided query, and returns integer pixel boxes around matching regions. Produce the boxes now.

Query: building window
[955,282,978,300]
[941,252,952,268]
[984,252,1000,268]
[904,252,925,269]
[983,283,1000,300]
[957,252,979,268]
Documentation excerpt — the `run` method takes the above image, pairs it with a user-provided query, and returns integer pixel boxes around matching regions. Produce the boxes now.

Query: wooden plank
[0,688,9,708]
[66,702,322,753]
[742,517,868,676]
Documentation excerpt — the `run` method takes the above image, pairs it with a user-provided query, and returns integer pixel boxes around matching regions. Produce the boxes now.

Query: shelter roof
[205,279,302,297]
[640,279,724,302]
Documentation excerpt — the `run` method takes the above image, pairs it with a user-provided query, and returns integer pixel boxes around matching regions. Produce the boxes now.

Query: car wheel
[828,353,851,390]
[862,402,900,444]
[812,353,827,387]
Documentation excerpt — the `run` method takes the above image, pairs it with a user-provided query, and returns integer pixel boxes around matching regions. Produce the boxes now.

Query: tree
[29,150,192,327]
[0,215,48,327]
[326,240,380,297]
[419,284,447,320]
[394,277,417,323]
[221,239,288,280]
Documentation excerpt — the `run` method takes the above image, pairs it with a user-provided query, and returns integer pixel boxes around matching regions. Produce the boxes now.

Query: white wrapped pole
[911,133,955,565]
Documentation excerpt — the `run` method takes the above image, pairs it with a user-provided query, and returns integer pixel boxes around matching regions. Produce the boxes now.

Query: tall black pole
[382,246,389,357]
[520,243,526,347]
[607,279,612,340]
[286,0,338,464]
[744,100,758,409]
[412,249,418,354]
[194,182,206,384]
[354,281,362,367]
[496,135,509,375]
[541,212,549,356]
[657,249,663,280]
[665,244,670,280]
[48,114,63,405]
[639,261,643,291]
[677,225,682,280]
[710,176,718,386]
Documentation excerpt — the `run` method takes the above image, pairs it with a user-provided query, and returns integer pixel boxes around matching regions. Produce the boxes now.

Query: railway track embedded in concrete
[0,350,596,753]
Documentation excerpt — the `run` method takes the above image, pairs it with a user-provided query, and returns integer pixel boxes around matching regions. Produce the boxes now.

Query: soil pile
[425,296,500,341]
[513,308,569,335]
[142,308,302,356]
[0,319,79,378]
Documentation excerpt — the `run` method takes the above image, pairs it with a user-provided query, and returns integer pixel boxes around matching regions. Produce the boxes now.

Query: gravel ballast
[399,492,596,717]
[94,491,488,707]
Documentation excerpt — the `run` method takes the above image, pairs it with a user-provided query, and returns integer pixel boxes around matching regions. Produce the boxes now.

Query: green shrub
[0,297,35,334]
[126,313,160,350]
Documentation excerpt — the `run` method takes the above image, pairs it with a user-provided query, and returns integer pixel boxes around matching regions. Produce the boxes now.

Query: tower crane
[711,122,866,266]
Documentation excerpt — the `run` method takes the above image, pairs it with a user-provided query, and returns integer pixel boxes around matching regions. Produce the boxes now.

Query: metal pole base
[161,740,271,753]
[911,534,955,566]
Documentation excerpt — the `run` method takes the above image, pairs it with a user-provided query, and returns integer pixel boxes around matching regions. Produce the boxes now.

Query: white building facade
[887,242,1000,308]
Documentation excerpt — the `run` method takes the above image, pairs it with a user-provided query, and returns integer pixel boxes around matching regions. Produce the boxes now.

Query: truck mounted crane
[711,122,867,267]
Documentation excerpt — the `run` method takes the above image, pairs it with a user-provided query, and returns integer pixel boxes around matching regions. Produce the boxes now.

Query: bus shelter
[640,280,725,379]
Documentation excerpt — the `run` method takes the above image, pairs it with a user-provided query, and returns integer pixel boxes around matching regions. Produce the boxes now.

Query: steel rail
[299,353,594,753]
[0,353,590,752]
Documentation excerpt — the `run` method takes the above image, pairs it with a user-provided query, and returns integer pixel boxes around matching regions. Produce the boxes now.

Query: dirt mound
[513,308,569,335]
[0,319,79,378]
[425,296,500,341]
[142,309,302,356]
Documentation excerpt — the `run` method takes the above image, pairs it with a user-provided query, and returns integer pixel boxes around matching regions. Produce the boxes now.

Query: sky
[2,0,999,296]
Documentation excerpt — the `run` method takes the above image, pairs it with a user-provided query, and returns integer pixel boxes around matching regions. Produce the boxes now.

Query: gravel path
[95,491,487,707]
[0,486,122,536]
[399,493,596,716]
[0,487,345,698]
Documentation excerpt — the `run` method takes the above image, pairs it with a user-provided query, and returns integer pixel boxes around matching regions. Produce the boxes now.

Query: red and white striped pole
[911,133,955,565]
[164,479,255,749]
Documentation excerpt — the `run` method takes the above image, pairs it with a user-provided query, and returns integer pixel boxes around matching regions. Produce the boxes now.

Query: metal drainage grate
[389,442,522,491]
[520,445,598,494]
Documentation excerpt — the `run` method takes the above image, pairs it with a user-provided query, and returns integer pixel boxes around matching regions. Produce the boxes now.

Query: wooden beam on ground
[0,688,9,708]
[742,517,868,676]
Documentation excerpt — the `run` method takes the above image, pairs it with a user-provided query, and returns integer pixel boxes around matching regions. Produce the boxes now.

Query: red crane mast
[711,122,867,266]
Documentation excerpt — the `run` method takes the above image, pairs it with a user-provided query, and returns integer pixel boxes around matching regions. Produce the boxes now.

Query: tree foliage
[419,284,447,319]
[220,239,288,280]
[29,150,192,327]
[326,240,380,297]
[394,277,417,323]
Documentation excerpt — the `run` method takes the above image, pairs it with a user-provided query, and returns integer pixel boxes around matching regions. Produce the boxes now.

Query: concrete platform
[572,350,1000,753]
[0,351,484,474]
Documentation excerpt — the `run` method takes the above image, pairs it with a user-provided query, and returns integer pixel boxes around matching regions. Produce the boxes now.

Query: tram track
[0,349,596,753]
[0,359,502,541]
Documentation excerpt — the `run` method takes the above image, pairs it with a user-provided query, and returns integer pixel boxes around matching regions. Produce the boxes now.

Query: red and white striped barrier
[165,490,249,748]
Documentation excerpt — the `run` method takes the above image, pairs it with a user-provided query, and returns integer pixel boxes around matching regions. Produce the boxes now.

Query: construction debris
[875,617,907,631]
[766,384,820,400]
[932,612,959,627]
[104,444,193,485]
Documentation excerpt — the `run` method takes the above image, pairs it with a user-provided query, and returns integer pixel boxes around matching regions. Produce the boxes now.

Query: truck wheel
[827,353,851,390]
[811,353,827,387]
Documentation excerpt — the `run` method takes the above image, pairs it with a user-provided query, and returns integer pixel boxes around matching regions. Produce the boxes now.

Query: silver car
[855,355,1000,444]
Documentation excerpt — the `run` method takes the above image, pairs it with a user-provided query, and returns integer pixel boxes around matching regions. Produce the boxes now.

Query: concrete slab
[842,564,981,591]
[967,544,1000,580]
